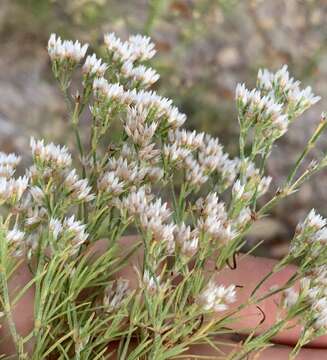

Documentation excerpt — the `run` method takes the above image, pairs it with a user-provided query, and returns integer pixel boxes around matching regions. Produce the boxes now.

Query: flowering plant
[0,32,326,359]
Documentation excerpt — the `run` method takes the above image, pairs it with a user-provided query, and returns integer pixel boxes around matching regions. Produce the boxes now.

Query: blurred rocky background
[0,0,327,257]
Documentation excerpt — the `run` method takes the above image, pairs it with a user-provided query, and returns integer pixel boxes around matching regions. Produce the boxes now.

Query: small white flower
[232,179,245,200]
[305,209,326,230]
[7,228,25,244]
[257,176,272,196]
[0,176,29,203]
[198,280,236,312]
[48,33,88,63]
[234,207,252,228]
[64,169,95,202]
[163,144,191,164]
[104,33,133,62]
[103,279,130,311]
[166,106,187,129]
[168,129,205,150]
[128,34,156,61]
[63,216,89,253]
[30,137,72,169]
[122,62,160,87]
[175,224,199,257]
[184,157,208,187]
[93,78,126,103]
[98,171,125,195]
[49,218,63,240]
[143,270,160,293]
[83,54,108,77]
[0,152,21,168]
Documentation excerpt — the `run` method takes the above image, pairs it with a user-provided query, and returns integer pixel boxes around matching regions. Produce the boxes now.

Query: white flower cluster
[121,188,175,253]
[64,169,95,202]
[198,280,236,312]
[164,131,240,189]
[30,137,72,169]
[122,61,160,88]
[0,151,27,205]
[174,223,199,257]
[125,106,158,147]
[196,193,236,244]
[236,65,321,142]
[98,171,125,196]
[258,65,321,114]
[290,209,327,257]
[83,54,108,77]
[107,155,162,189]
[93,81,186,129]
[48,33,88,63]
[239,160,272,199]
[103,279,130,311]
[104,33,158,88]
[0,175,28,205]
[104,33,156,63]
[143,270,161,294]
[0,152,21,178]
[236,83,288,137]
[93,78,126,103]
[49,216,89,255]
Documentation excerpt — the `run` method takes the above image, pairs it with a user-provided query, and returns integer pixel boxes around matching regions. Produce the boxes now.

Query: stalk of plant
[0,32,326,359]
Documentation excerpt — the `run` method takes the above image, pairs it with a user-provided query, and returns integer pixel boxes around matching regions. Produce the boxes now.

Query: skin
[1,236,327,359]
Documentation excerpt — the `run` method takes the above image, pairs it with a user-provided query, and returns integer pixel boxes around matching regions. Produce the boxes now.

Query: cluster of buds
[196,193,236,244]
[93,78,127,105]
[121,188,176,254]
[83,54,108,78]
[64,169,95,203]
[236,83,288,139]
[48,34,88,88]
[48,33,88,63]
[104,33,156,63]
[235,159,272,201]
[124,106,158,147]
[0,151,27,206]
[290,209,327,259]
[103,279,130,311]
[0,152,21,178]
[49,216,89,255]
[97,171,125,197]
[198,280,236,312]
[0,175,28,206]
[107,156,160,188]
[30,137,72,170]
[257,65,321,118]
[121,61,160,88]
[143,270,162,294]
[174,223,199,258]
[236,65,320,149]
[164,130,240,190]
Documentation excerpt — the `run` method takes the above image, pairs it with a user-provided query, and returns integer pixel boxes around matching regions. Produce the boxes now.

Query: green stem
[287,115,327,185]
